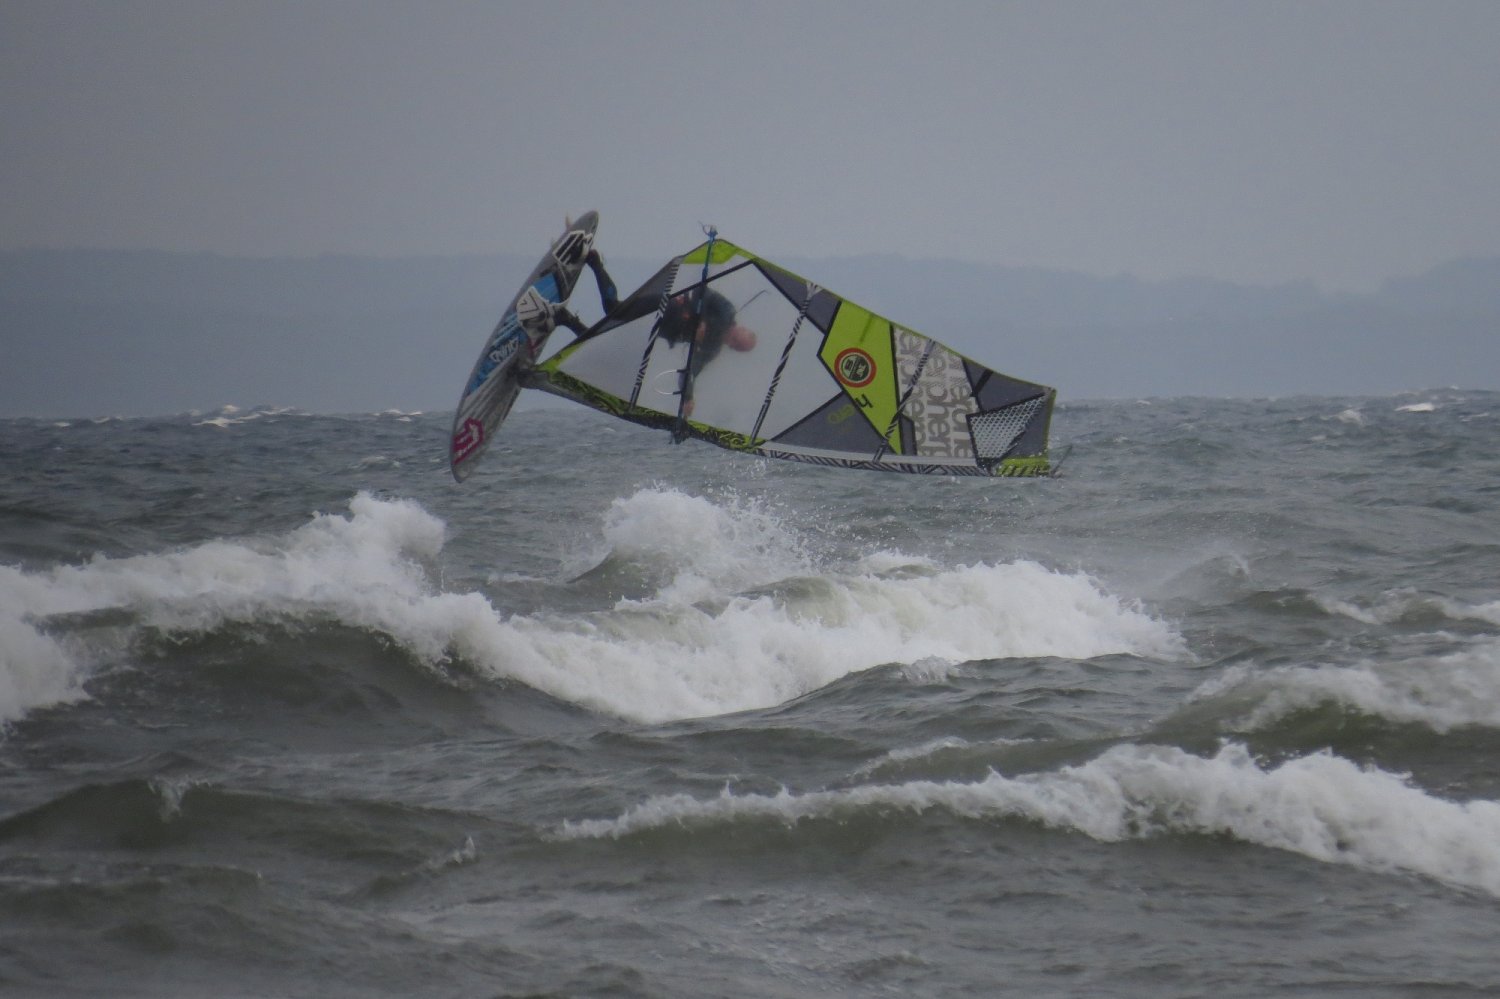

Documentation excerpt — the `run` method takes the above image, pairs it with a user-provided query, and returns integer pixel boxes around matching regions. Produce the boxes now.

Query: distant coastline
[4,249,1497,418]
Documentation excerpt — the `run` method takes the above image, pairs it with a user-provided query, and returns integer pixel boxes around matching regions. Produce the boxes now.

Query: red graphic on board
[452,418,485,462]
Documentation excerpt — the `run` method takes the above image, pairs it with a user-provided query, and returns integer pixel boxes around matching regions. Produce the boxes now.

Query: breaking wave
[559,741,1500,898]
[1,490,1182,726]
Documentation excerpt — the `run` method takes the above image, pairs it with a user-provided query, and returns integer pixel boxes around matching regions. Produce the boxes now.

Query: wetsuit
[658,288,735,377]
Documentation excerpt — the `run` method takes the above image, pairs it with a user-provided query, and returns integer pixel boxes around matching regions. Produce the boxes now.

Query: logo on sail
[833,348,876,388]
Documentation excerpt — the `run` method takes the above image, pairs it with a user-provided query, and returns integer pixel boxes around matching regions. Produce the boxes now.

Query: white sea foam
[191,404,305,427]
[470,488,1183,720]
[593,487,816,605]
[559,742,1500,898]
[1201,640,1500,734]
[193,410,266,428]
[849,735,1036,780]
[899,656,970,683]
[461,554,1183,722]
[878,736,974,764]
[1317,588,1500,627]
[0,491,1183,726]
[0,492,451,724]
[0,612,89,724]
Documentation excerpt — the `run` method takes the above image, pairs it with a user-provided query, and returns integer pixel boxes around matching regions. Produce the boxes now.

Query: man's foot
[515,287,551,328]
[555,229,593,266]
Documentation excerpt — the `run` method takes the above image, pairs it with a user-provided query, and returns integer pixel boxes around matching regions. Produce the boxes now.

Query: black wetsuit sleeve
[586,252,618,314]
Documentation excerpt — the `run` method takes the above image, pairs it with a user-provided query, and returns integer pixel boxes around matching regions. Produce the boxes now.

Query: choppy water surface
[3,391,1499,997]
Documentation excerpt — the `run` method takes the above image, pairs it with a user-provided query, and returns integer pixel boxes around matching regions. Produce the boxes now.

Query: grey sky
[4,0,1499,291]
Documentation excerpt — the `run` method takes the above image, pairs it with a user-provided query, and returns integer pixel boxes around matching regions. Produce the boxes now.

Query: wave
[0,611,89,726]
[498,487,1186,721]
[0,492,454,725]
[1,490,1184,727]
[445,488,1185,723]
[1,772,472,855]
[1186,639,1500,736]
[558,741,1500,898]
[1315,588,1500,629]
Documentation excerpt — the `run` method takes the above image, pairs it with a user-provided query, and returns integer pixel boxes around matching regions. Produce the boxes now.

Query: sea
[3,390,1499,998]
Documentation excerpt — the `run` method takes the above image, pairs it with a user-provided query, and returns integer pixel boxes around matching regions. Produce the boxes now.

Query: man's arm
[585,249,618,313]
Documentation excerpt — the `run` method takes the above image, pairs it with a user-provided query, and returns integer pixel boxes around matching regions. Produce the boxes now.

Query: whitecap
[558,742,1500,898]
[1,491,1185,727]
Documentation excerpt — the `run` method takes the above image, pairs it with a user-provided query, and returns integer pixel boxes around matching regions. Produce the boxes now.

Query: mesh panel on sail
[970,397,1045,462]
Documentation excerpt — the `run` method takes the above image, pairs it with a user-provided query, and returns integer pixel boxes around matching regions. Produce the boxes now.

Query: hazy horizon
[9,241,1499,296]
[5,246,1497,419]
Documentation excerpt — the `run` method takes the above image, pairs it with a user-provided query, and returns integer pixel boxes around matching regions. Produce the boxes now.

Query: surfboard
[449,211,599,481]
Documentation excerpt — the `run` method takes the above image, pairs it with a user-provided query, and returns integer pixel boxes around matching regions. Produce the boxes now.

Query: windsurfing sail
[527,238,1056,477]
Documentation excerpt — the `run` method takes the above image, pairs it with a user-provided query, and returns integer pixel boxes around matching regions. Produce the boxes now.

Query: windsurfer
[552,251,755,361]
[658,290,758,374]
[540,247,756,423]
[546,250,756,417]
[657,289,757,418]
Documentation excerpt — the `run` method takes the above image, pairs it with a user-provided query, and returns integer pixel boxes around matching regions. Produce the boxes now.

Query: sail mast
[673,225,718,443]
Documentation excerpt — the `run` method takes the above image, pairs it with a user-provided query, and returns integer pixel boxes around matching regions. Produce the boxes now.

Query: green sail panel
[531,240,1055,477]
